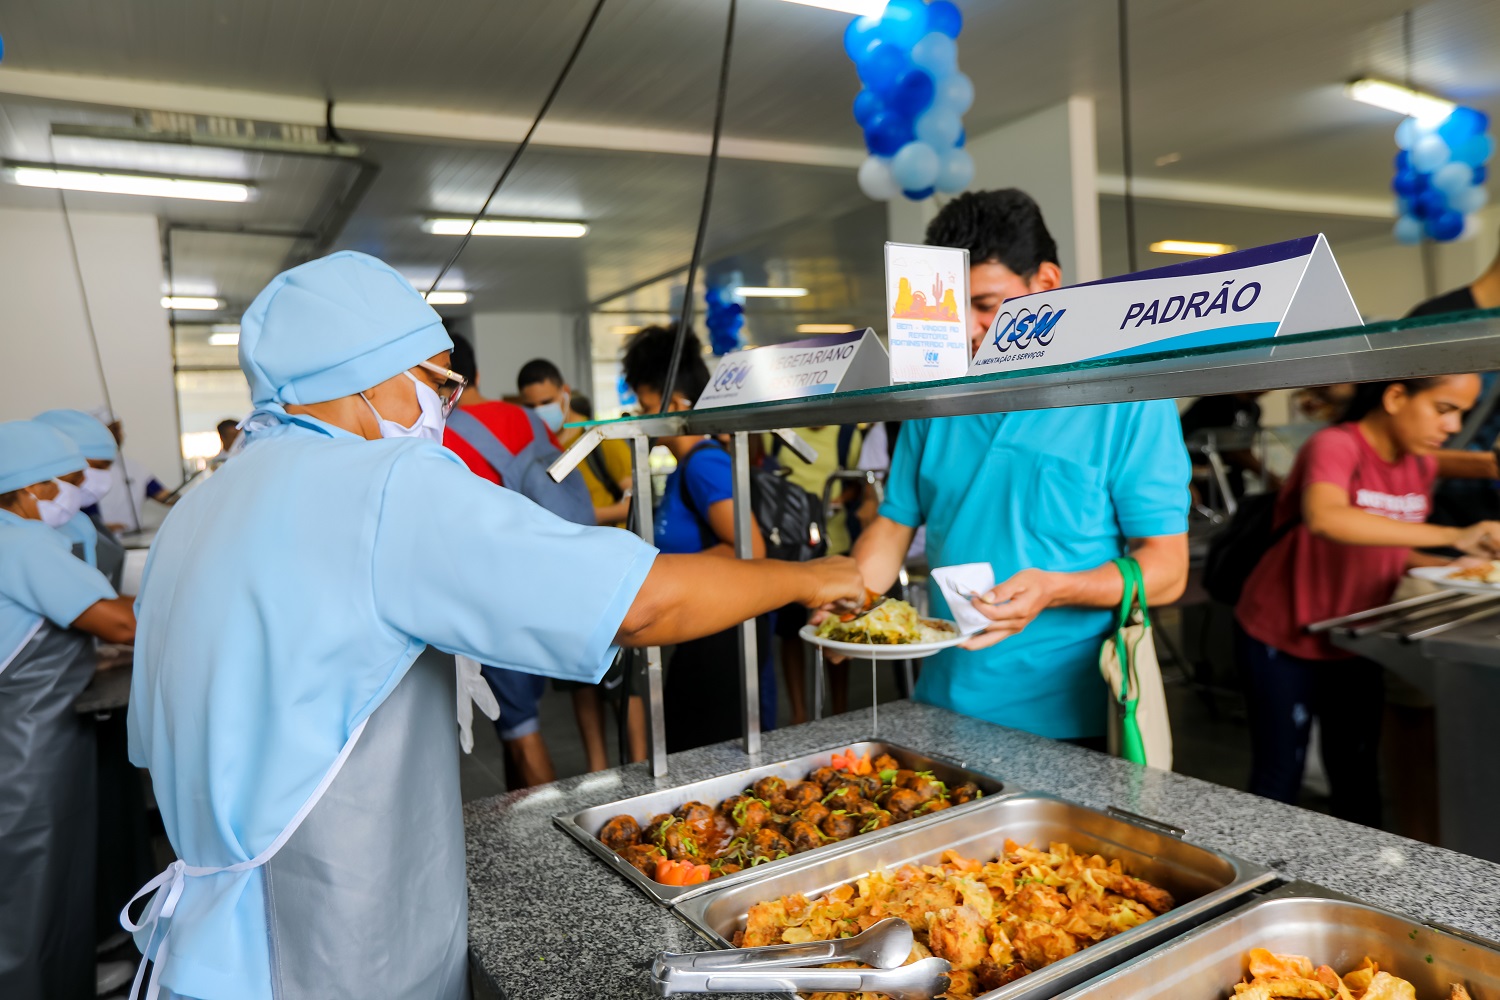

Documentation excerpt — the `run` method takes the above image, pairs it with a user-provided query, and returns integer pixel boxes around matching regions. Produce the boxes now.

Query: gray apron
[0,622,99,1000]
[90,512,126,591]
[260,646,470,1000]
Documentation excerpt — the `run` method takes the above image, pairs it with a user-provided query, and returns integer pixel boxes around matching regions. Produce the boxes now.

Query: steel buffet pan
[674,792,1274,1000]
[1052,880,1500,999]
[554,740,1008,906]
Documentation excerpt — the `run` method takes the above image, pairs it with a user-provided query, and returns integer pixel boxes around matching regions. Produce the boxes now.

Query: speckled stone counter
[464,700,1500,1000]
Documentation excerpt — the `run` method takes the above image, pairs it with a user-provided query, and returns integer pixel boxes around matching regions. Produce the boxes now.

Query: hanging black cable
[1116,0,1139,273]
[659,0,738,414]
[425,0,610,298]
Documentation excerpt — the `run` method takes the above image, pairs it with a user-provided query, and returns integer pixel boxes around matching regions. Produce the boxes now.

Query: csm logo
[991,304,1065,352]
[923,350,940,365]
[711,359,751,392]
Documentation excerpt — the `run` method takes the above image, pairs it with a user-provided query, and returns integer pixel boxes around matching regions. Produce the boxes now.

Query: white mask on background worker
[32,409,121,505]
[35,479,85,528]
[361,371,447,443]
[79,466,113,506]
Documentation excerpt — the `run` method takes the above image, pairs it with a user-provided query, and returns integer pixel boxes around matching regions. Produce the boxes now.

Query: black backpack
[678,441,828,562]
[1202,492,1299,606]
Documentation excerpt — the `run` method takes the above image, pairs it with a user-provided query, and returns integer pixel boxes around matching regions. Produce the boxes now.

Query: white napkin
[930,563,998,636]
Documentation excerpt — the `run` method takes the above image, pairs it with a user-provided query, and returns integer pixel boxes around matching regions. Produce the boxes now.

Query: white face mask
[361,371,446,443]
[78,466,113,506]
[33,479,83,528]
[533,391,569,434]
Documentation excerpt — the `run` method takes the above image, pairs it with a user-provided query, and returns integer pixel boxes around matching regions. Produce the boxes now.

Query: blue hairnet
[33,408,118,461]
[0,420,87,493]
[239,251,454,406]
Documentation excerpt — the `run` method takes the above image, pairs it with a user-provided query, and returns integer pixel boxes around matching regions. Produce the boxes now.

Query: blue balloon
[856,39,907,94]
[890,141,941,191]
[843,15,880,60]
[911,32,957,78]
[1392,170,1424,197]
[1474,165,1488,185]
[957,128,966,147]
[878,0,929,49]
[1438,106,1489,146]
[1454,133,1495,167]
[1395,117,1424,151]
[864,112,914,156]
[1393,150,1411,173]
[1393,214,1424,245]
[915,106,963,148]
[934,148,975,194]
[889,68,936,119]
[926,1,963,38]
[1433,161,1475,196]
[1414,187,1449,219]
[853,89,883,128]
[1412,134,1452,173]
[935,72,975,115]
[1454,184,1489,214]
[1426,209,1465,241]
[903,187,936,201]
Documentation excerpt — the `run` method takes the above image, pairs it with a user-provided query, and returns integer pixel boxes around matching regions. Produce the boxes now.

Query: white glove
[455,655,500,754]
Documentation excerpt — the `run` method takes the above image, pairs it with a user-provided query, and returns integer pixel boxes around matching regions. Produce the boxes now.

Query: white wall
[0,206,180,483]
[469,311,582,397]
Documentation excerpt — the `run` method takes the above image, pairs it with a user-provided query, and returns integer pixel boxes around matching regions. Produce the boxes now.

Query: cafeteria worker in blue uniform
[121,251,863,1000]
[852,190,1191,745]
[35,407,129,588]
[0,420,137,1000]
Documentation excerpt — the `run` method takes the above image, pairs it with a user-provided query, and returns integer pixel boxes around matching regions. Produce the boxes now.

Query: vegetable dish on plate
[1231,948,1473,1000]
[735,839,1175,1000]
[1449,560,1500,584]
[815,599,956,645]
[596,749,984,886]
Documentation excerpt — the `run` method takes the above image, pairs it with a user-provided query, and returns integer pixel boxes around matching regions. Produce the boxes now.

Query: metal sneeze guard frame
[556,307,1500,778]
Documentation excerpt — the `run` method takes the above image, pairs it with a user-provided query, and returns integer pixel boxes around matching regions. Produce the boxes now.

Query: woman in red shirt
[1235,374,1500,826]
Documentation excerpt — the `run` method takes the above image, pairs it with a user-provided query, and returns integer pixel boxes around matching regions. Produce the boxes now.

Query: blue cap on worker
[0,420,87,493]
[33,408,119,461]
[238,250,453,406]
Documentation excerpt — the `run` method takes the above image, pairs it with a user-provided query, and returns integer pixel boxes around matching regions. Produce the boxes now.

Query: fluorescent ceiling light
[1346,78,1456,123]
[207,331,240,347]
[796,323,859,333]
[8,164,251,202]
[425,218,588,238]
[774,0,888,14]
[423,291,470,306]
[162,296,223,310]
[1149,240,1237,257]
[737,286,809,298]
[610,325,644,335]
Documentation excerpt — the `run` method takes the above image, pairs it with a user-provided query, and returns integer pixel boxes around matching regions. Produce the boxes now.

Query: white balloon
[857,155,901,201]
[934,148,975,194]
[1455,184,1490,214]
[891,141,941,191]
[1411,134,1452,173]
[915,107,963,149]
[1393,214,1424,245]
[936,72,975,115]
[1395,117,1421,151]
[1432,161,1474,195]
[911,32,957,78]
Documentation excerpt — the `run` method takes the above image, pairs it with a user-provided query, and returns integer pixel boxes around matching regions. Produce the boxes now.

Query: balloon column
[1391,106,1492,244]
[845,0,973,202]
[704,272,746,356]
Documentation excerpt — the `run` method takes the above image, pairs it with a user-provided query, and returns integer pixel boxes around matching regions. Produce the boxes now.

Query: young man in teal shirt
[852,189,1191,745]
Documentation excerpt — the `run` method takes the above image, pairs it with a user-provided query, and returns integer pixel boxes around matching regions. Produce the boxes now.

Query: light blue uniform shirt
[58,511,99,567]
[880,402,1189,739]
[0,509,116,670]
[127,410,657,999]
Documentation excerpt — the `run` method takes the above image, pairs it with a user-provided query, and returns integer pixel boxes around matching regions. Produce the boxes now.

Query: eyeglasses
[417,360,467,416]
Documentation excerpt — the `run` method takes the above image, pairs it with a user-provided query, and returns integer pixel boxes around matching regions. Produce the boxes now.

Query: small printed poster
[884,241,971,383]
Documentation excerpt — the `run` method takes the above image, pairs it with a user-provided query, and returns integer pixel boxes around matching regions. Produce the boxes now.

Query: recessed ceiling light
[161,296,224,310]
[423,291,470,306]
[796,323,860,333]
[737,286,810,298]
[1346,78,1456,123]
[425,218,588,238]
[1149,240,1237,257]
[208,331,240,347]
[774,0,888,14]
[8,164,252,203]
[1154,152,1182,167]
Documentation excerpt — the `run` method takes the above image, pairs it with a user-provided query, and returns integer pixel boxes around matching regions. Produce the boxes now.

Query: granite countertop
[464,700,1500,1000]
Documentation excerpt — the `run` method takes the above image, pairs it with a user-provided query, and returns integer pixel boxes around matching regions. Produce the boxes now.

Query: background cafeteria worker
[123,251,863,1000]
[0,420,136,1000]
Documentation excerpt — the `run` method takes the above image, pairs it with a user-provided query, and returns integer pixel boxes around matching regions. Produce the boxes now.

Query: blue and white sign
[695,329,890,409]
[969,234,1362,374]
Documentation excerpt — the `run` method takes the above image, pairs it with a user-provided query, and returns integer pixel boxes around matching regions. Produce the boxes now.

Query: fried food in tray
[816,599,956,645]
[1232,948,1475,1000]
[597,749,981,887]
[1448,560,1500,584]
[734,840,1176,1000]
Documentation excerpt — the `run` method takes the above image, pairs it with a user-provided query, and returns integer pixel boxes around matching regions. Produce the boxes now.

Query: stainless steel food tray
[554,739,1007,906]
[1053,880,1500,999]
[674,792,1274,1000]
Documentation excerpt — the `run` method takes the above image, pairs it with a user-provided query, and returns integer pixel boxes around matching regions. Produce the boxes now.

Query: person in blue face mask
[34,408,128,587]
[122,251,864,1000]
[0,420,137,1000]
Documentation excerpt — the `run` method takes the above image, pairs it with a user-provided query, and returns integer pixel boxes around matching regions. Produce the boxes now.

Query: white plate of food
[1409,561,1500,592]
[799,599,972,660]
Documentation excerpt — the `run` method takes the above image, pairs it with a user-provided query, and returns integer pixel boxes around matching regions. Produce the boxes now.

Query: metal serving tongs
[651,918,952,999]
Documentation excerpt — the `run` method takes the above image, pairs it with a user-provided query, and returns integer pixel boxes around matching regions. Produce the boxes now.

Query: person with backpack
[1234,374,1500,827]
[442,333,595,786]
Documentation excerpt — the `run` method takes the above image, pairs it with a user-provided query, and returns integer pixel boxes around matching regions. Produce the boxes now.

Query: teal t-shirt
[880,402,1189,739]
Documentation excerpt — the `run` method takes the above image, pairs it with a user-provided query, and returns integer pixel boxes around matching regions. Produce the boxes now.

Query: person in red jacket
[1235,374,1500,826]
